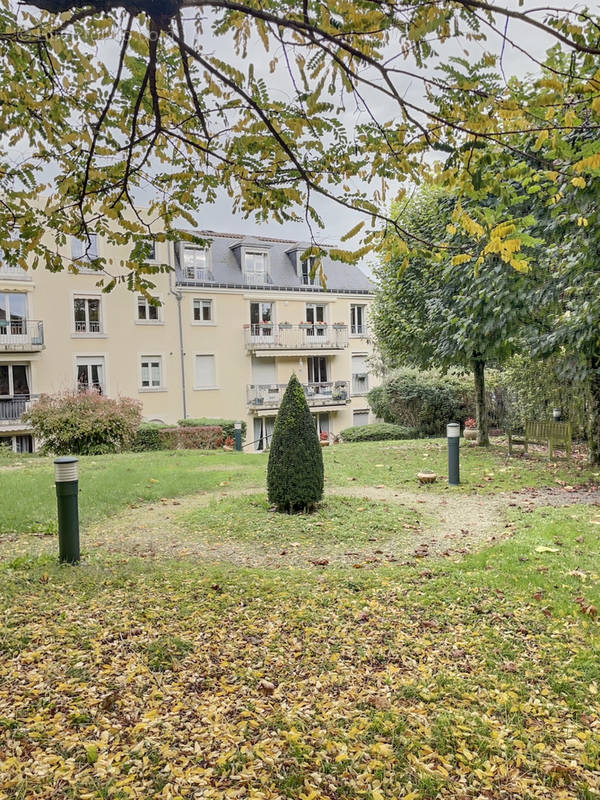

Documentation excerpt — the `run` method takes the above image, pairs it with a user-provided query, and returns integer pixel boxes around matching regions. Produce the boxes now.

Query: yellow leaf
[571,176,586,189]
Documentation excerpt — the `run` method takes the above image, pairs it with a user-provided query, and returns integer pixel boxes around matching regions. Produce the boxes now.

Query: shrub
[23,392,142,455]
[178,417,247,440]
[158,426,223,450]
[267,374,324,513]
[131,423,167,452]
[340,423,418,442]
[367,369,473,435]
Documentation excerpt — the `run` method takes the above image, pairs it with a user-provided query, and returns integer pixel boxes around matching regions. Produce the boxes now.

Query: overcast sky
[190,0,575,260]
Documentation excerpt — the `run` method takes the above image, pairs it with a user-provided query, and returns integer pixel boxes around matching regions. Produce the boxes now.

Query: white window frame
[73,295,103,336]
[140,355,165,391]
[75,355,106,394]
[194,354,217,390]
[137,295,162,324]
[300,257,319,286]
[193,298,213,324]
[244,250,269,284]
[0,434,34,453]
[182,245,210,281]
[0,363,30,398]
[351,353,369,395]
[350,304,367,336]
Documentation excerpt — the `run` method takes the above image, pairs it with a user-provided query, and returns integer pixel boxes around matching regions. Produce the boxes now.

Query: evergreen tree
[267,374,324,513]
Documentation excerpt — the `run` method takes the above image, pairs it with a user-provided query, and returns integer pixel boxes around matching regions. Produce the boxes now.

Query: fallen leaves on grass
[2,568,598,800]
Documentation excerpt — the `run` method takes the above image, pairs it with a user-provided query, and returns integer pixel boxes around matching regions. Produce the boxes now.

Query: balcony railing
[244,323,348,352]
[0,264,30,280]
[0,395,39,424]
[247,381,351,411]
[0,320,44,350]
[74,320,101,334]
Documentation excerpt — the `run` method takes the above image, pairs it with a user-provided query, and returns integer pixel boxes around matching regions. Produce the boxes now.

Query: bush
[367,369,473,435]
[131,423,167,452]
[267,374,324,513]
[158,426,223,450]
[340,423,418,442]
[23,392,142,455]
[178,417,247,440]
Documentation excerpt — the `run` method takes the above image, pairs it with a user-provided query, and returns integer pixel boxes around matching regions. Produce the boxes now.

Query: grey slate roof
[176,230,374,294]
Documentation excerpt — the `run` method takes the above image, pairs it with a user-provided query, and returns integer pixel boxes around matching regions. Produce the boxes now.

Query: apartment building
[0,228,378,452]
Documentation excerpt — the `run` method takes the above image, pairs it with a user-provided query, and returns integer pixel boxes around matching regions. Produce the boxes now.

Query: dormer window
[183,245,209,281]
[244,250,268,284]
[301,257,319,286]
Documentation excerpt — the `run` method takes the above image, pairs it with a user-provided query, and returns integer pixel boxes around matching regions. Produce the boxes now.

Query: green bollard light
[54,456,80,564]
[447,423,460,486]
[234,421,243,452]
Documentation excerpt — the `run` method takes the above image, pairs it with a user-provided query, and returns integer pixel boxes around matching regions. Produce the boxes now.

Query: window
[76,356,105,393]
[250,302,273,337]
[141,356,163,389]
[313,412,330,435]
[71,234,99,263]
[193,298,213,323]
[308,356,328,384]
[254,416,275,451]
[0,292,27,335]
[301,257,319,286]
[137,296,160,322]
[0,364,29,397]
[244,250,268,284]
[195,354,216,389]
[350,304,366,335]
[352,354,369,395]
[74,297,102,334]
[305,303,326,337]
[182,245,209,281]
[353,410,369,427]
[146,240,157,261]
[0,434,33,453]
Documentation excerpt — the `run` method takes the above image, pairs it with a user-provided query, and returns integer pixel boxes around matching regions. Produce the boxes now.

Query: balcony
[0,320,44,351]
[247,381,351,413]
[244,323,348,355]
[0,395,39,428]
[0,264,30,281]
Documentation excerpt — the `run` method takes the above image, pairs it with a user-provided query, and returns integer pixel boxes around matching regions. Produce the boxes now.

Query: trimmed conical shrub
[267,374,324,513]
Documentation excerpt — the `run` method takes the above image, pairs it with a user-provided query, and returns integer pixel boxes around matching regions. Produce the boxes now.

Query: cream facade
[0,229,378,452]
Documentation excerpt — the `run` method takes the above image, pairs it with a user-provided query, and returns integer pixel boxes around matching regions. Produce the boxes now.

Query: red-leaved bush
[23,392,142,455]
[464,417,478,430]
[158,426,223,450]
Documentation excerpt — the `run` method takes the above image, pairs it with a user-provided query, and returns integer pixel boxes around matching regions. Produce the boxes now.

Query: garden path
[4,483,598,567]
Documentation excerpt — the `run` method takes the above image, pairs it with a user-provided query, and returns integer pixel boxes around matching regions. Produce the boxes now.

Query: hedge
[178,417,247,440]
[340,423,419,442]
[131,424,166,452]
[158,425,224,450]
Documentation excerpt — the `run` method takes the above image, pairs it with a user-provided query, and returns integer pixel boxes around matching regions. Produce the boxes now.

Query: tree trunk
[473,356,489,446]
[588,354,600,465]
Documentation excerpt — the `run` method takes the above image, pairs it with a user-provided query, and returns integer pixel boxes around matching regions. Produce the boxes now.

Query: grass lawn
[1,438,598,534]
[1,440,599,799]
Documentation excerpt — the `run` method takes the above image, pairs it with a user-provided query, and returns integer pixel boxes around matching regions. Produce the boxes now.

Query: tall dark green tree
[373,188,540,445]
[267,374,324,513]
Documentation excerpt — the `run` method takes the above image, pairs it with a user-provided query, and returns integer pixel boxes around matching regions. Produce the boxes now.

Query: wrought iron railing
[0,394,39,422]
[247,381,351,409]
[244,323,348,351]
[0,320,44,349]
